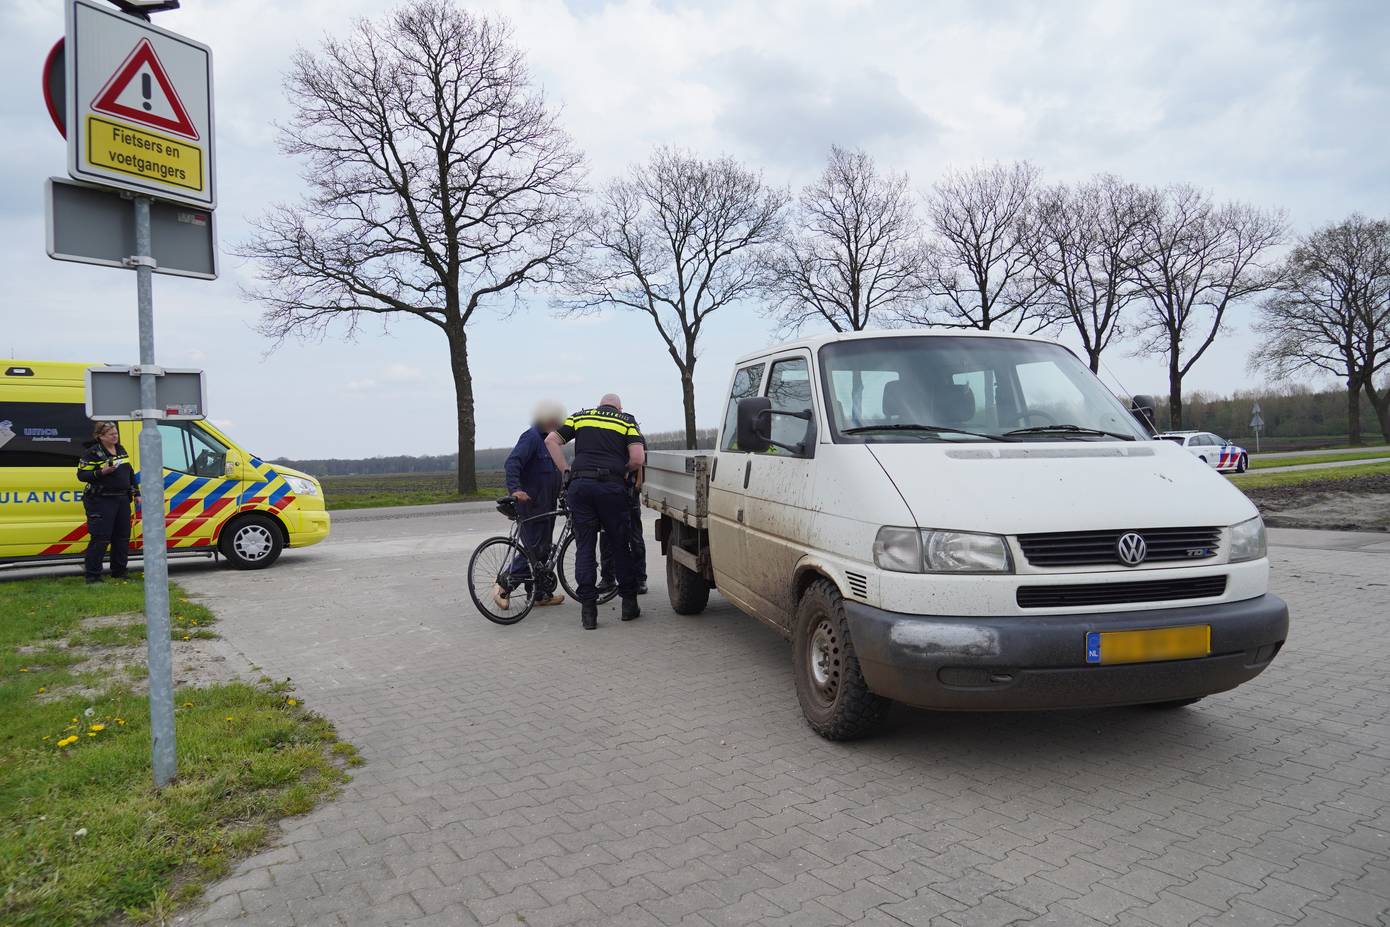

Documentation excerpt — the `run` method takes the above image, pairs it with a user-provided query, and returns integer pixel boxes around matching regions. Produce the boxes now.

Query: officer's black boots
[621,595,640,621]
[581,601,598,630]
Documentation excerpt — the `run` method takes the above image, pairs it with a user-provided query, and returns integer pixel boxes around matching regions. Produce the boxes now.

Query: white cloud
[3,0,1387,457]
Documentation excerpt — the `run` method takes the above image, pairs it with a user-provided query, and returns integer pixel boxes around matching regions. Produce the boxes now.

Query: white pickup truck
[643,330,1289,740]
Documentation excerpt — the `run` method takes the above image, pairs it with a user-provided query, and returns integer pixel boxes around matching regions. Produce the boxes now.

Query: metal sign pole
[132,193,176,787]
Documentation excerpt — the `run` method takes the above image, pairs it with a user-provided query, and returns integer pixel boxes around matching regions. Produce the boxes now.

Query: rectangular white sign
[66,0,215,208]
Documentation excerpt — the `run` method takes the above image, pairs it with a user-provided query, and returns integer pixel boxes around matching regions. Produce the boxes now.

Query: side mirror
[736,397,817,457]
[1129,394,1156,431]
[736,397,772,453]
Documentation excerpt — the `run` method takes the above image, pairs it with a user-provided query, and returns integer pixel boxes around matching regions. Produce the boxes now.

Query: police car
[1157,430,1249,473]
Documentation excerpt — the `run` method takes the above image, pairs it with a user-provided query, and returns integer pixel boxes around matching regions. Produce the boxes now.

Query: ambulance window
[159,423,227,478]
[0,402,90,467]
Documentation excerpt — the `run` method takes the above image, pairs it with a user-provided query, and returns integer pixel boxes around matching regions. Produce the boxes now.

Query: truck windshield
[819,336,1147,443]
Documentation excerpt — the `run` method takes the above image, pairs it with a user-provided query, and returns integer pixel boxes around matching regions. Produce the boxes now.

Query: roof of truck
[734,328,1056,365]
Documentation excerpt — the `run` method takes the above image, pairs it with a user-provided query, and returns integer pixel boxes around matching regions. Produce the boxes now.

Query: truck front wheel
[667,551,710,615]
[792,579,890,740]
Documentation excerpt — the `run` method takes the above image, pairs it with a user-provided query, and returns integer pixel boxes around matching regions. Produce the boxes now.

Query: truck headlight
[1228,515,1266,562]
[873,527,922,572]
[873,527,1014,573]
[284,475,319,497]
[922,529,1014,573]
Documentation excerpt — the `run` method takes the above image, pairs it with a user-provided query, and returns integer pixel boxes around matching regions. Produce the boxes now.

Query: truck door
[741,352,818,630]
[709,362,765,599]
[0,400,91,560]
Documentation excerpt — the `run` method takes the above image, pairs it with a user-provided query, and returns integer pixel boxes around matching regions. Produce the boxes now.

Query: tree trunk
[680,367,697,450]
[1088,348,1101,374]
[1366,382,1390,444]
[1347,375,1363,446]
[1168,352,1183,431]
[446,325,478,494]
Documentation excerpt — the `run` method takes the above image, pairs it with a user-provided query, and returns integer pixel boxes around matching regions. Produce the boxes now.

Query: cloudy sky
[3,0,1387,458]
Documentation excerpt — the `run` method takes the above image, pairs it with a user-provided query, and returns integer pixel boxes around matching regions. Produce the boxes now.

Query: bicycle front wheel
[469,537,537,625]
[558,532,619,605]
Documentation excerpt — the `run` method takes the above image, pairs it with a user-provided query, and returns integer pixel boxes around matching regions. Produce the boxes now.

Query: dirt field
[1245,473,1390,532]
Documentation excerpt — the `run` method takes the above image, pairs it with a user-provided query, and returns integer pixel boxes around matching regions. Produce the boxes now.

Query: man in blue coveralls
[495,400,566,609]
[545,394,645,630]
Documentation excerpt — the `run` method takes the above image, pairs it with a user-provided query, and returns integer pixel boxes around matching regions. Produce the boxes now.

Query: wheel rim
[234,524,274,561]
[470,539,534,622]
[807,617,841,703]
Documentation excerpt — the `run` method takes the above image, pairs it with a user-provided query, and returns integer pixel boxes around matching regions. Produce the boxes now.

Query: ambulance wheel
[667,552,709,615]
[220,514,284,570]
[792,579,889,741]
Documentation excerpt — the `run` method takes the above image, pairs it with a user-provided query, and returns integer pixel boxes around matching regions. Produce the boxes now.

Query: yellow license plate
[1085,626,1211,665]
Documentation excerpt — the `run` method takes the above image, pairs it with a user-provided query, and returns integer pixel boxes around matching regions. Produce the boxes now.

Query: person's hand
[100,464,116,475]
[513,490,532,503]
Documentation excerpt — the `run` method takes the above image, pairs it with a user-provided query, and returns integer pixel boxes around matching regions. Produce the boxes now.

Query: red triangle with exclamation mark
[91,38,199,140]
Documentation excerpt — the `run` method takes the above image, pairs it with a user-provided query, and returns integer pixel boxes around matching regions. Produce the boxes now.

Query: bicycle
[468,494,619,625]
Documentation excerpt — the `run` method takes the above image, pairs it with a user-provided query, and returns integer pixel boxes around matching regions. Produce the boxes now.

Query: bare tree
[763,146,925,334]
[565,148,786,448]
[1028,175,1153,372]
[898,161,1046,331]
[1130,185,1285,429]
[1250,216,1390,445]
[238,1,585,493]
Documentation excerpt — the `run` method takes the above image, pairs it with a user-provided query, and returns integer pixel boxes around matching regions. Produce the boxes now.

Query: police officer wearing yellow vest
[76,421,138,584]
[545,394,645,629]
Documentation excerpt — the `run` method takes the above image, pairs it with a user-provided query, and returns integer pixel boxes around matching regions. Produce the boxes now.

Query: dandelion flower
[37,687,46,694]
[89,724,106,733]
[19,667,29,673]
[224,716,233,722]
[57,736,78,748]
[83,708,94,718]
[287,699,298,706]
[182,635,190,641]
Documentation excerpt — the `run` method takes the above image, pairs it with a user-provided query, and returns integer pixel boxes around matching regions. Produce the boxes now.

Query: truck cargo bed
[642,450,710,529]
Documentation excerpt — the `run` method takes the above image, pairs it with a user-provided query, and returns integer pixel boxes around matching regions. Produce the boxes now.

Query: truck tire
[219,513,284,570]
[792,579,890,740]
[667,551,710,615]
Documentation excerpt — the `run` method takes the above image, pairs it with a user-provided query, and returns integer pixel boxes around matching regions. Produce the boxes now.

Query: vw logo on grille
[1116,532,1148,566]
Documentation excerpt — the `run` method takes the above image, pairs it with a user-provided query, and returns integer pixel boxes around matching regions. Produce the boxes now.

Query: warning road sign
[66,0,214,208]
[91,38,199,140]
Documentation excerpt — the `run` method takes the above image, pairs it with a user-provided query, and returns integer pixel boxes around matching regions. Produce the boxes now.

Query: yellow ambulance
[1,361,329,570]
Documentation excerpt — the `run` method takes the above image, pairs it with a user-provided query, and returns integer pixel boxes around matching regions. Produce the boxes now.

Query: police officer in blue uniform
[76,421,138,584]
[545,394,645,630]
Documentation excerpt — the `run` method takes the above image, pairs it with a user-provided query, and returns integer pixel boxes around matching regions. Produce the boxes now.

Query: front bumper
[291,509,331,548]
[845,594,1288,710]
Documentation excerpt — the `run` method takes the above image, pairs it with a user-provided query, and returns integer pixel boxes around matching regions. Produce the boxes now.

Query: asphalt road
[94,508,1390,926]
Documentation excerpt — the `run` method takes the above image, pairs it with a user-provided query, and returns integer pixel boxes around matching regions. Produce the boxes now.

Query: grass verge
[1248,449,1390,470]
[1230,460,1390,490]
[0,576,358,927]
[320,470,506,510]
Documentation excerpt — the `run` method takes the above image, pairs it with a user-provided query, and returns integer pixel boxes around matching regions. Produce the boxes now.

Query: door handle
[743,460,752,489]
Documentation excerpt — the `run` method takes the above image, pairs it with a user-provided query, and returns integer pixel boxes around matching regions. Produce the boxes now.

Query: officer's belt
[571,468,623,483]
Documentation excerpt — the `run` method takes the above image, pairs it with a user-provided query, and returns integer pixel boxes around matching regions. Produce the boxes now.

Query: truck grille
[1016,575,1227,609]
[1016,527,1222,567]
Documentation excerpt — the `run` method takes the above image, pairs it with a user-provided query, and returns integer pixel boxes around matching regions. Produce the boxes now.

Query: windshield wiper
[841,423,1016,442]
[1003,424,1136,441]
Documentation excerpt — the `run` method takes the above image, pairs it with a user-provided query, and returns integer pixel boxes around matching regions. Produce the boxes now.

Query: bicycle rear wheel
[469,537,537,625]
[558,532,619,605]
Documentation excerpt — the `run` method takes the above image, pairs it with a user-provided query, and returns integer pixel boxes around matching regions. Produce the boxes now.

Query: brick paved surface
[178,513,1390,927]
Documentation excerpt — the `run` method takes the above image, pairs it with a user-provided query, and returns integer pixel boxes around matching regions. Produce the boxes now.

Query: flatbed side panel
[643,450,709,530]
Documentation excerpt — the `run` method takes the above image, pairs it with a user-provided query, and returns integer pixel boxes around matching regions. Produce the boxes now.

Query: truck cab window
[766,357,813,452]
[721,363,765,451]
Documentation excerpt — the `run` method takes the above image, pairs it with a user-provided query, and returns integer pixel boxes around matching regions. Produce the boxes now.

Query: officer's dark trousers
[600,489,645,584]
[508,478,560,593]
[83,495,131,581]
[568,478,637,602]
